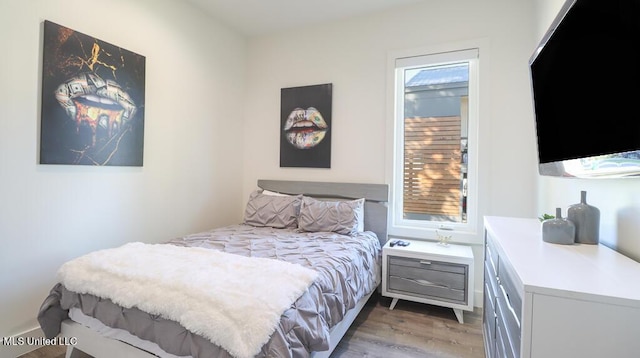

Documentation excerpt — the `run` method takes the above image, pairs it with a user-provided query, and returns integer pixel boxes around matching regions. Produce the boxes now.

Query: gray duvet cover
[38,225,381,358]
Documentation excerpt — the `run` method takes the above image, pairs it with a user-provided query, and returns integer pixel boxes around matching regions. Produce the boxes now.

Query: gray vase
[542,208,575,245]
[567,191,600,244]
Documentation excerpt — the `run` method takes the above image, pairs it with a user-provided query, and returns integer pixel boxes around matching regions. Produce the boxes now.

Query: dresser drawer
[496,319,517,358]
[485,235,500,276]
[496,285,521,358]
[497,259,522,321]
[484,259,499,300]
[483,312,497,358]
[483,282,497,355]
[484,276,497,317]
[488,233,522,322]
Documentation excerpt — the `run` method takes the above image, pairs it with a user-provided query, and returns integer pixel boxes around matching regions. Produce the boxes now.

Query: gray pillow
[298,196,365,235]
[243,191,302,228]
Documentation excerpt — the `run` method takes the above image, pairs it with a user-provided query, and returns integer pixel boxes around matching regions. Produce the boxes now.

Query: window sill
[388,226,482,245]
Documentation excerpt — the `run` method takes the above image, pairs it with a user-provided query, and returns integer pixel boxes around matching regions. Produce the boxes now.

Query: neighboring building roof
[406,65,468,87]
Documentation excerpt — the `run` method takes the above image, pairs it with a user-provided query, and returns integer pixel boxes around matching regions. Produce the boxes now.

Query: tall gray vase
[567,191,600,244]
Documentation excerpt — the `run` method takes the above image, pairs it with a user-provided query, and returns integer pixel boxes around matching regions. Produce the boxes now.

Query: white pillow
[355,202,365,232]
[261,189,289,196]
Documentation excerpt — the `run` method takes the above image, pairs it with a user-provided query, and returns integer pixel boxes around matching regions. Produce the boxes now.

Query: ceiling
[183,0,423,36]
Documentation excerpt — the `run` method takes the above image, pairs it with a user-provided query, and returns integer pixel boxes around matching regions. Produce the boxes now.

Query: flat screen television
[529,0,640,177]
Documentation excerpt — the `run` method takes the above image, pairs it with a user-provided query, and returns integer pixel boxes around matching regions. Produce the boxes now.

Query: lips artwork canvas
[280,83,332,168]
[39,20,146,166]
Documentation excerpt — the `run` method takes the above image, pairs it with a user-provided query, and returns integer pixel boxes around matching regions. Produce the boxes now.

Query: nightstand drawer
[388,276,466,303]
[388,261,466,290]
[389,256,466,275]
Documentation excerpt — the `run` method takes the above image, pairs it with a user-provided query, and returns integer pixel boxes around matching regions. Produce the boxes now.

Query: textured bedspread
[38,225,382,358]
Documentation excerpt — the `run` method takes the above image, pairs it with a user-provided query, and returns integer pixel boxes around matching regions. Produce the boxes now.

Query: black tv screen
[530,0,640,165]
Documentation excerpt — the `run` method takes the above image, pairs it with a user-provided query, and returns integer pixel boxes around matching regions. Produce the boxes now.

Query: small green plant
[538,213,555,222]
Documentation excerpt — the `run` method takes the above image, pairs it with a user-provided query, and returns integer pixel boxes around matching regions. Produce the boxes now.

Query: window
[389,48,479,237]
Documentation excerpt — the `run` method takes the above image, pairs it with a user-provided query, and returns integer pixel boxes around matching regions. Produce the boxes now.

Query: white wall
[534,0,640,263]
[0,0,246,351]
[242,0,539,304]
[242,0,539,210]
[1,0,582,353]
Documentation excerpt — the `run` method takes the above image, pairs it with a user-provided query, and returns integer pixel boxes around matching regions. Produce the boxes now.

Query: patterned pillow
[243,191,302,229]
[298,196,365,235]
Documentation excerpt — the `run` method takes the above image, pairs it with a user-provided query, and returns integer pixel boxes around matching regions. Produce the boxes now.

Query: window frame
[386,41,486,244]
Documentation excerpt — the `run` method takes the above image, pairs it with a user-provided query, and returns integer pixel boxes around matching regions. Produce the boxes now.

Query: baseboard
[1,326,45,358]
[475,289,483,309]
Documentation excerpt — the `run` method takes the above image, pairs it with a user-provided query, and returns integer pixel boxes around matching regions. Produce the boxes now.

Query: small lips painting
[283,107,328,149]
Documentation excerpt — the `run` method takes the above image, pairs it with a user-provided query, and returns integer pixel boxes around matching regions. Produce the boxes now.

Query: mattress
[38,224,381,358]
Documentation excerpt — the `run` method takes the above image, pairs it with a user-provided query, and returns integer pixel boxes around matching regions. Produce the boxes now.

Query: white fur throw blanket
[57,242,319,358]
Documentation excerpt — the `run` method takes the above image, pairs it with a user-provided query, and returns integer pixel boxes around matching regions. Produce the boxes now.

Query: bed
[37,179,389,358]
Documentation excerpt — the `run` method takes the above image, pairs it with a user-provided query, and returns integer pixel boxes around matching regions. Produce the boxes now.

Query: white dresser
[483,216,640,358]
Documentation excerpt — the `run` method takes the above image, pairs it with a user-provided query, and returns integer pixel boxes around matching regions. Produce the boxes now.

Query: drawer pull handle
[419,260,432,265]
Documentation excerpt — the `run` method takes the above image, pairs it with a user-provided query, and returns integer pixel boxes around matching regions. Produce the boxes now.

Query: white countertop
[484,216,640,307]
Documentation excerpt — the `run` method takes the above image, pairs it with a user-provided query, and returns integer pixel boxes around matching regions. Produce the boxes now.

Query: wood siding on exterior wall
[403,116,461,217]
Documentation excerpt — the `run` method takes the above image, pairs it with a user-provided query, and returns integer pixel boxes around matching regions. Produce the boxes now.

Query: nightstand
[382,238,474,323]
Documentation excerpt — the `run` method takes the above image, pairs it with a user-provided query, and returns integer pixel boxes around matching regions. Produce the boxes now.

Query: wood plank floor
[333,293,485,358]
[19,293,485,358]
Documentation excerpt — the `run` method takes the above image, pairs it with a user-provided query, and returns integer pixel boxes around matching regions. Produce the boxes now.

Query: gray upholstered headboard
[257,179,389,245]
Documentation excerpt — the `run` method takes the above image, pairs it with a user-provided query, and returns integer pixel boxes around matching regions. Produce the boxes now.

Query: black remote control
[390,240,410,247]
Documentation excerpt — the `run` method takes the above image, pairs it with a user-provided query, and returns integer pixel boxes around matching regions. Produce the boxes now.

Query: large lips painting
[283,107,328,149]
